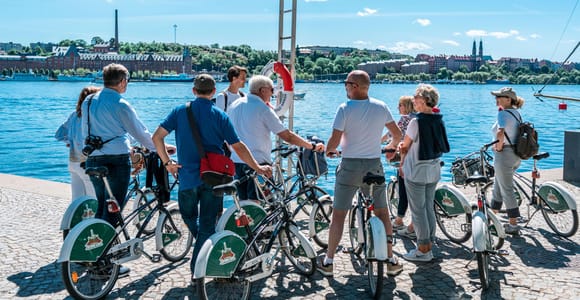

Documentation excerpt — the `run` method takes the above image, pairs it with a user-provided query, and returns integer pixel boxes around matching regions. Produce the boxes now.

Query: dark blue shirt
[160,98,240,190]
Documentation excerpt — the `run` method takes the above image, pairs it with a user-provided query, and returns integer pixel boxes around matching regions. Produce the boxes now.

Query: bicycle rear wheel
[279,226,316,275]
[386,179,398,221]
[159,207,193,262]
[310,197,333,249]
[196,277,252,300]
[348,205,364,256]
[476,252,490,290]
[133,189,159,235]
[435,203,472,244]
[541,206,579,237]
[367,260,384,299]
[61,240,120,300]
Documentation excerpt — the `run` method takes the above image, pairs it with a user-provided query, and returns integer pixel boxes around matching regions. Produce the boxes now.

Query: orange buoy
[558,102,567,110]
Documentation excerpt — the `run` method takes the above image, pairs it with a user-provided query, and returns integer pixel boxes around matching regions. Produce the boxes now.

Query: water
[1,81,579,199]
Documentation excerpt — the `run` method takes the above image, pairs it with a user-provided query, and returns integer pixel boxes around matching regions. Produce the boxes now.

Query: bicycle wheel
[310,197,333,249]
[541,206,579,237]
[488,218,504,251]
[476,252,490,290]
[279,226,316,275]
[386,179,399,221]
[196,277,252,300]
[133,189,158,235]
[61,240,120,300]
[159,208,193,262]
[367,260,384,299]
[435,203,472,244]
[348,205,364,256]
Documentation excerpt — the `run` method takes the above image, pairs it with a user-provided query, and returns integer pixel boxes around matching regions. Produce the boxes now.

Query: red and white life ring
[260,61,294,117]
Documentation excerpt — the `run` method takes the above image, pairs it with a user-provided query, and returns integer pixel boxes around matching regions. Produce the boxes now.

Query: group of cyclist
[56,61,527,290]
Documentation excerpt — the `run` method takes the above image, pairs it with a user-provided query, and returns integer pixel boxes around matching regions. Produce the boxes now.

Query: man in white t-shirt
[317,70,404,277]
[214,65,247,112]
[227,75,324,201]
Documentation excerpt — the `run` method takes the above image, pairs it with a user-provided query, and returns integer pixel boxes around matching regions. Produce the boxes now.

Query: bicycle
[194,177,317,300]
[483,152,578,237]
[435,141,506,250]
[347,172,392,299]
[58,166,193,300]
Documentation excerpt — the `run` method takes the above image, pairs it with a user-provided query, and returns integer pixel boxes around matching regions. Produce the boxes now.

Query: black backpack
[503,110,539,160]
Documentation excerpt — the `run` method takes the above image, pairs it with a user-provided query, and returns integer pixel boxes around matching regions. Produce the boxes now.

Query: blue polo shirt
[160,98,240,190]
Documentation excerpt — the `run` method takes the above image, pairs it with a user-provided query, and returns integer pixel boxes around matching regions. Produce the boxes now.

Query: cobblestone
[0,172,579,299]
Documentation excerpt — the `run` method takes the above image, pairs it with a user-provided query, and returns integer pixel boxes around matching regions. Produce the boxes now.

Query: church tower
[472,40,477,57]
[479,39,483,58]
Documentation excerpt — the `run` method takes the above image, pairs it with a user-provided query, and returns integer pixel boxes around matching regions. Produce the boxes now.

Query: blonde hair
[399,95,415,115]
[513,96,525,109]
[415,84,439,108]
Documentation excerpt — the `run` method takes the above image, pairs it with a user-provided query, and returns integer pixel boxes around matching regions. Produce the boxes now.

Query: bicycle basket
[450,152,494,186]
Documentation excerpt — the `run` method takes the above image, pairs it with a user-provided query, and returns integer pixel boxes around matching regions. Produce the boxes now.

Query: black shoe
[118,265,130,278]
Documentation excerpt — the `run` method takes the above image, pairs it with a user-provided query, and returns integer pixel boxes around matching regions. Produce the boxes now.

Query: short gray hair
[249,75,274,94]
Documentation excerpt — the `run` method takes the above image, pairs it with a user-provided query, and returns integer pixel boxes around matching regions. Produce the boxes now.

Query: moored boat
[294,91,306,100]
[57,74,95,82]
[150,73,194,82]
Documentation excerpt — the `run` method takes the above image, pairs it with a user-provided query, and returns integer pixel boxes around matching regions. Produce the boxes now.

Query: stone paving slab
[0,171,579,300]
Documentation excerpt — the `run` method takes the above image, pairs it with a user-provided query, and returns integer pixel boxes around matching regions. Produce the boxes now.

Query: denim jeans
[86,154,131,226]
[178,184,223,273]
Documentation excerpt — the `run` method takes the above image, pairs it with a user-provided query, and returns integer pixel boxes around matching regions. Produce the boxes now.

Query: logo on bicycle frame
[82,204,95,220]
[85,229,104,251]
[546,190,560,205]
[442,193,455,208]
[219,242,236,265]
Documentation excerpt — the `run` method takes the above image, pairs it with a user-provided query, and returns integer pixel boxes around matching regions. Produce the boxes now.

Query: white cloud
[442,40,460,46]
[357,8,378,17]
[453,32,461,36]
[516,36,527,41]
[530,33,541,39]
[415,18,431,26]
[466,29,521,39]
[466,29,487,37]
[388,41,431,53]
[304,0,328,2]
[353,40,371,47]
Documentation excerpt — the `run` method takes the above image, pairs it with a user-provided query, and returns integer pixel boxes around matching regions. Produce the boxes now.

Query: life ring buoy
[261,61,294,117]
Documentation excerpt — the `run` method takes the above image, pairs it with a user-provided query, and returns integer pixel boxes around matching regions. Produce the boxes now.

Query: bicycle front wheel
[367,260,384,299]
[196,277,252,300]
[348,205,364,256]
[386,179,399,221]
[159,207,193,262]
[310,197,333,249]
[133,189,158,235]
[61,241,120,300]
[476,252,490,290]
[435,203,472,244]
[279,226,316,275]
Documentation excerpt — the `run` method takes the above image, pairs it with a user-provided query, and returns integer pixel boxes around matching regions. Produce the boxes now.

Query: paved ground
[0,170,579,300]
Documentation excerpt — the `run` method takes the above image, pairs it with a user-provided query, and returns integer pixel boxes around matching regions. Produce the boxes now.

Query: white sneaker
[403,248,433,262]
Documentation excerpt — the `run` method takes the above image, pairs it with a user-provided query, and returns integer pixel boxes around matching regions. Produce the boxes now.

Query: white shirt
[227,94,286,164]
[332,97,395,158]
[215,90,245,112]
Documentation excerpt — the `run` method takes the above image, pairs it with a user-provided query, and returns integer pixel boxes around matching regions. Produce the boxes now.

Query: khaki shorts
[333,158,386,210]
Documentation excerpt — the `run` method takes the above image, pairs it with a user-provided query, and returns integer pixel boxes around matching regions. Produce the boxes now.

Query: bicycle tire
[61,240,120,300]
[489,218,504,251]
[196,276,252,300]
[279,226,316,275]
[386,180,399,221]
[310,198,333,249]
[476,252,490,290]
[348,204,364,256]
[133,189,158,235]
[159,208,193,262]
[541,207,579,237]
[367,260,384,299]
[435,202,472,244]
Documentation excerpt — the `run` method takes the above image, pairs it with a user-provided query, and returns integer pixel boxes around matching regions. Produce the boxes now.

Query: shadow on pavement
[7,261,65,297]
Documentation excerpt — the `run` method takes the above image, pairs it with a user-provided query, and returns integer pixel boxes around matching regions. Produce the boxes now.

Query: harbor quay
[0,170,578,300]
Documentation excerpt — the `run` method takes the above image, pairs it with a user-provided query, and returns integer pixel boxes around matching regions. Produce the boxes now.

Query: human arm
[277,130,325,152]
[152,126,181,178]
[494,128,505,152]
[325,129,343,157]
[385,121,402,150]
[230,141,272,178]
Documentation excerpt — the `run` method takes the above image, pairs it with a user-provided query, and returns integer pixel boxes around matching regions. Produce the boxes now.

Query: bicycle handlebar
[482,140,500,151]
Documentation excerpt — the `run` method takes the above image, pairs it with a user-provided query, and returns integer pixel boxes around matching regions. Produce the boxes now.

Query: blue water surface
[1,81,579,202]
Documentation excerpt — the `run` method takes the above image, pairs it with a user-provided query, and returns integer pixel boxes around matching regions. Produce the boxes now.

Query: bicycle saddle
[212,180,239,196]
[363,173,385,186]
[85,166,109,177]
[465,174,489,185]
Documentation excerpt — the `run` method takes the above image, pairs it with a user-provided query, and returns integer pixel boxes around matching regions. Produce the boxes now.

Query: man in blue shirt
[82,63,174,226]
[152,74,272,282]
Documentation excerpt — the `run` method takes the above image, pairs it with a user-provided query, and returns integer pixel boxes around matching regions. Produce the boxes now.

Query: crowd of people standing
[55,61,526,287]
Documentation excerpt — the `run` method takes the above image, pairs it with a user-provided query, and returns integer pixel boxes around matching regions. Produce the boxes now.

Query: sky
[1,0,579,62]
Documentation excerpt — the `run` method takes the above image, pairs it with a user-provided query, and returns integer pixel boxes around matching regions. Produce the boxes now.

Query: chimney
[115,9,119,52]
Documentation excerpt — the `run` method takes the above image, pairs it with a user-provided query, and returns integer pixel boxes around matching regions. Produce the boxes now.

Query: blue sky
[1,0,579,62]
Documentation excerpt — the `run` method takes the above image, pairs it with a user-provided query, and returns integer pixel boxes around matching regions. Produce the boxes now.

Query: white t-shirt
[215,90,245,112]
[491,108,520,145]
[402,118,442,184]
[332,97,395,158]
[228,94,286,164]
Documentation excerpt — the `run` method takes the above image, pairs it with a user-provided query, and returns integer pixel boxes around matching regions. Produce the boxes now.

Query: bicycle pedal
[342,247,354,253]
[497,249,509,256]
[151,254,161,263]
